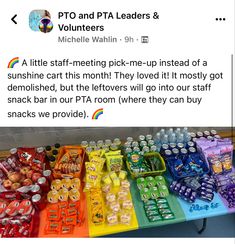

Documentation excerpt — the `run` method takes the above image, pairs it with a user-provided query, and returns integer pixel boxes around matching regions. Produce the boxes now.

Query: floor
[107,214,235,237]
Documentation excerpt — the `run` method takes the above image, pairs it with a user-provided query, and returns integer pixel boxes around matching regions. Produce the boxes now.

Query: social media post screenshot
[0,0,235,241]
[0,0,234,126]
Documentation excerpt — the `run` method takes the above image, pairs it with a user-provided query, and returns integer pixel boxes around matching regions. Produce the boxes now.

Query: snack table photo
[0,128,234,238]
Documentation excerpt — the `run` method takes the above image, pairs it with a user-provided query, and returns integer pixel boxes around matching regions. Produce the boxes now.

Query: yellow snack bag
[71,178,81,189]
[90,156,105,172]
[88,149,105,160]
[58,188,69,201]
[102,174,112,185]
[84,172,102,191]
[106,155,123,172]
[61,178,71,189]
[85,162,97,172]
[105,150,122,156]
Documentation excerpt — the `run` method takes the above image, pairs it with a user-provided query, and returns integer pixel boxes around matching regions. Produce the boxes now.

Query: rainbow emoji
[92,108,103,120]
[8,57,19,68]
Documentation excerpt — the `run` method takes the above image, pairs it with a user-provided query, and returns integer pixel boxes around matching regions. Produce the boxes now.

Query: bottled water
[177,133,184,143]
[162,134,169,144]
[169,133,176,143]
[154,132,161,144]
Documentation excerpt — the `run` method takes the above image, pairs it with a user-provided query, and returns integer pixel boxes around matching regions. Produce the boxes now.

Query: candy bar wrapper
[204,147,222,174]
[216,138,233,146]
[148,215,162,222]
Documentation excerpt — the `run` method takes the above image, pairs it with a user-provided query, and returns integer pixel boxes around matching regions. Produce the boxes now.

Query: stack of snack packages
[85,149,134,226]
[0,147,49,238]
[45,177,81,235]
[137,176,174,222]
[197,138,235,207]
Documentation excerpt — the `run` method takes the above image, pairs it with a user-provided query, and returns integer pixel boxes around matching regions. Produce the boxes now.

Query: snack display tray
[126,152,166,179]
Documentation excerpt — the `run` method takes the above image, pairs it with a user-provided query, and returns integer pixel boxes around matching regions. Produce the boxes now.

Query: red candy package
[5,200,20,217]
[17,147,46,172]
[17,199,33,215]
[18,148,36,165]
[0,201,7,218]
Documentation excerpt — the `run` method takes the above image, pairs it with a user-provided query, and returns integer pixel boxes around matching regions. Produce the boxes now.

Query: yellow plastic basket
[126,152,166,179]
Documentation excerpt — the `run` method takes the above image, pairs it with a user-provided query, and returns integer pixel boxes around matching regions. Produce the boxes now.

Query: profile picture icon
[29,10,53,33]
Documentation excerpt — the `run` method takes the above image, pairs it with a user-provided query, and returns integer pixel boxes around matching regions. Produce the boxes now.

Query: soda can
[164,150,172,157]
[124,142,132,148]
[207,136,214,141]
[86,147,93,153]
[139,135,145,141]
[10,148,17,155]
[172,148,179,155]
[81,141,88,148]
[32,194,46,210]
[94,146,101,151]
[180,148,188,155]
[142,146,150,153]
[43,170,53,183]
[169,143,176,149]
[126,137,133,143]
[140,141,147,147]
[89,141,96,148]
[133,147,140,152]
[187,141,195,148]
[132,141,139,147]
[214,135,221,139]
[146,134,153,141]
[188,147,196,153]
[161,144,169,150]
[148,140,155,147]
[192,138,198,143]
[210,130,217,136]
[190,132,196,139]
[97,140,104,147]
[37,177,50,193]
[102,145,109,152]
[203,131,210,137]
[196,131,203,138]
[110,143,118,151]
[113,138,121,146]
[36,147,44,153]
[105,139,112,146]
[150,145,157,152]
[177,143,184,149]
[125,148,132,154]
[30,184,41,195]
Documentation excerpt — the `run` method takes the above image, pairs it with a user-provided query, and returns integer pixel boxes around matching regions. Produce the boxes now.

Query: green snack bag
[146,210,159,217]
[156,198,167,204]
[158,208,172,214]
[128,152,143,167]
[150,186,159,199]
[136,177,147,189]
[155,175,166,186]
[158,185,169,197]
[148,215,162,222]
[161,213,175,220]
[157,203,169,209]
[144,200,156,206]
[140,188,151,201]
[145,176,155,187]
[144,205,158,211]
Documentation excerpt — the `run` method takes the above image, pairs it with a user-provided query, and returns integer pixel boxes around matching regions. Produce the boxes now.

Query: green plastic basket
[126,152,166,179]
